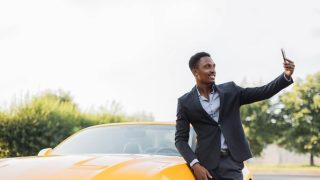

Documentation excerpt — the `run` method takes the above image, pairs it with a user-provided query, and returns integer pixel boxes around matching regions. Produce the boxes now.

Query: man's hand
[283,58,295,79]
[191,163,213,180]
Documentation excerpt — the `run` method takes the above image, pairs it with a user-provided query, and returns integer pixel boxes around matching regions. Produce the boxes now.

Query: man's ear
[192,68,198,77]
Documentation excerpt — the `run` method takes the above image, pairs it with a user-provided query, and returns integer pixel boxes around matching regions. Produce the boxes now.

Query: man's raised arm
[238,57,295,105]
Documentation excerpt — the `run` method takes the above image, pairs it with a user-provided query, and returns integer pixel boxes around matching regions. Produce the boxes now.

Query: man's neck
[196,83,213,98]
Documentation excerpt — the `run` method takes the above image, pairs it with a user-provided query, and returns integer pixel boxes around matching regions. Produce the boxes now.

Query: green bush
[0,91,153,158]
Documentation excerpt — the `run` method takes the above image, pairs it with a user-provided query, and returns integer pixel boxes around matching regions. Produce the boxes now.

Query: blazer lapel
[190,86,217,125]
[215,85,225,121]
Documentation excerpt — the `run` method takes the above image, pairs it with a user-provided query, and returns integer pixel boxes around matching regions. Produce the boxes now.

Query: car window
[52,125,184,156]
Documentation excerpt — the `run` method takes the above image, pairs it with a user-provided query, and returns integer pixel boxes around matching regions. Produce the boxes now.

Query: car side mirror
[38,148,53,156]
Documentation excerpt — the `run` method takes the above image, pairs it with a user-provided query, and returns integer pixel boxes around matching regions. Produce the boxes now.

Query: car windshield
[52,125,180,156]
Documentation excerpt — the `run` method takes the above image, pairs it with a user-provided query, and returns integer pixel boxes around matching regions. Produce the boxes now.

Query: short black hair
[189,52,211,70]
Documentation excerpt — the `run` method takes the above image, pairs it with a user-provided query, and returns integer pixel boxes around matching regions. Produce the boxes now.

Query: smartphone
[281,48,287,62]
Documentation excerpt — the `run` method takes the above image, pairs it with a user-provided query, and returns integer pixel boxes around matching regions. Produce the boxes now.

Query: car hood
[0,154,193,180]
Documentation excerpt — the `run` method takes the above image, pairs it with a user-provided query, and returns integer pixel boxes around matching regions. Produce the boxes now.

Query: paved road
[254,174,320,180]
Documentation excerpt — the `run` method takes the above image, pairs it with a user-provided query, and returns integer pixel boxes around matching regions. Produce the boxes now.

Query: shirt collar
[196,83,215,98]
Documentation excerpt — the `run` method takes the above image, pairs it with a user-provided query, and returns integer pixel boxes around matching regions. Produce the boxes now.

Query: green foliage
[278,72,320,165]
[241,99,276,156]
[0,91,153,158]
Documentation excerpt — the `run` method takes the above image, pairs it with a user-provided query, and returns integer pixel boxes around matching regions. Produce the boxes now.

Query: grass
[246,164,320,174]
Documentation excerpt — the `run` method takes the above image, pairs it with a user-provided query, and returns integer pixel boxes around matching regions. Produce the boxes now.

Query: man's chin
[206,80,215,85]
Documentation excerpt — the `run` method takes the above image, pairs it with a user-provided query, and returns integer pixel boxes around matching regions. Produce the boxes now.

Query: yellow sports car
[0,122,253,180]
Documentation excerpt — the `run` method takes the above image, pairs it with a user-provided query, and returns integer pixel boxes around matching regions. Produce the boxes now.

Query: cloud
[314,8,320,15]
[312,28,320,38]
[312,8,320,38]
[0,25,21,40]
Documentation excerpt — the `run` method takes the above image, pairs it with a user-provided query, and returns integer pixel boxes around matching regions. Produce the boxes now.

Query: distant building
[248,144,319,165]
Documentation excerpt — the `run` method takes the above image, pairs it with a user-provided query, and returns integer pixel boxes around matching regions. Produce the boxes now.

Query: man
[175,52,295,180]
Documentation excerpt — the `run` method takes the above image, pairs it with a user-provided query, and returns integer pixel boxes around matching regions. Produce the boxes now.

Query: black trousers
[209,154,244,180]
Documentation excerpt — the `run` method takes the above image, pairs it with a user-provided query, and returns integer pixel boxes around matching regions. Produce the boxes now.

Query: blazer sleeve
[175,99,197,165]
[236,73,293,106]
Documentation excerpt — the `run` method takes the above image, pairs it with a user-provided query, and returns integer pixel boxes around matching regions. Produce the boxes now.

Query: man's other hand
[283,58,295,79]
[191,163,213,180]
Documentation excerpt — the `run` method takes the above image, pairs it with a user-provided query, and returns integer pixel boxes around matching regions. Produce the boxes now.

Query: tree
[278,72,320,166]
[0,91,81,157]
[240,99,280,156]
[0,90,154,158]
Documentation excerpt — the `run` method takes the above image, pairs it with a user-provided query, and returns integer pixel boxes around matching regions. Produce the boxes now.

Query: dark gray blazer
[175,74,293,170]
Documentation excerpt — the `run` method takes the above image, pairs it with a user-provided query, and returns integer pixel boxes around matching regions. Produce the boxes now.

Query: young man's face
[193,56,216,84]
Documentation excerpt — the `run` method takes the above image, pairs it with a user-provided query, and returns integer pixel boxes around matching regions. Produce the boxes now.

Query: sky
[0,0,319,121]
